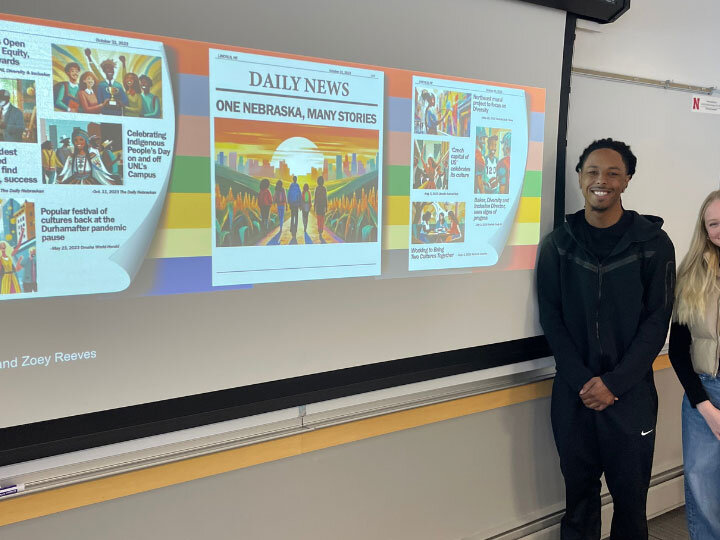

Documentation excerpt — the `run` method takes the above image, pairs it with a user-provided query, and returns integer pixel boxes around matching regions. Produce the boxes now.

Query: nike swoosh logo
[641,430,654,436]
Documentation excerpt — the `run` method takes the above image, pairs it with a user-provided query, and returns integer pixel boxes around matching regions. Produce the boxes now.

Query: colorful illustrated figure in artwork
[40,119,123,185]
[0,89,24,142]
[53,62,81,113]
[77,71,109,114]
[411,202,465,245]
[95,57,128,116]
[0,79,37,143]
[274,180,287,233]
[475,127,511,194]
[139,75,161,118]
[0,227,25,295]
[41,140,63,184]
[475,128,487,193]
[414,87,471,137]
[417,90,452,136]
[435,212,447,232]
[421,90,441,135]
[301,183,312,233]
[314,176,328,244]
[446,210,462,242]
[496,131,511,195]
[99,139,122,176]
[484,135,499,192]
[22,247,37,293]
[419,211,432,242]
[214,118,379,247]
[121,58,143,117]
[51,45,163,118]
[413,140,449,190]
[57,128,119,185]
[258,178,273,233]
[56,137,72,166]
[287,175,302,244]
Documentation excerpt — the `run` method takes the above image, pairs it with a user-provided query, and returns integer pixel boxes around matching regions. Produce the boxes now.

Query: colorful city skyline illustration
[215,118,380,247]
[414,86,471,137]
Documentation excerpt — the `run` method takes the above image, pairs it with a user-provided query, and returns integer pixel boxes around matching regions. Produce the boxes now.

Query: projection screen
[0,0,569,463]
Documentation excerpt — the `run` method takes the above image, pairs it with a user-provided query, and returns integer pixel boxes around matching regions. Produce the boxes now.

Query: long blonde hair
[675,190,720,324]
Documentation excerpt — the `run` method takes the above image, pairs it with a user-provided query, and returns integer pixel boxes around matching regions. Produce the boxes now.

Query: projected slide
[209,50,384,285]
[0,14,544,300]
[409,77,529,271]
[0,19,175,299]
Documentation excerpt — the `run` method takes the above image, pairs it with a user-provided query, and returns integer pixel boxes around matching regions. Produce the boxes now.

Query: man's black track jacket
[537,210,676,396]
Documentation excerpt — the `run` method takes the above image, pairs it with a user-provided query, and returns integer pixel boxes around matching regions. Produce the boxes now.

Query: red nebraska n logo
[693,97,701,110]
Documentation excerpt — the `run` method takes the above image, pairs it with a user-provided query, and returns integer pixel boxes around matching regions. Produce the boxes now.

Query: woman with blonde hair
[669,189,720,539]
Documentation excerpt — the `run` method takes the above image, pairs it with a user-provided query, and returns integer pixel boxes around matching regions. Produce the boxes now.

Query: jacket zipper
[597,263,603,355]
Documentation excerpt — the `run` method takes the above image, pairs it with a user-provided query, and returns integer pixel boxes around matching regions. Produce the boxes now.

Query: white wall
[567,0,720,262]
[573,0,720,86]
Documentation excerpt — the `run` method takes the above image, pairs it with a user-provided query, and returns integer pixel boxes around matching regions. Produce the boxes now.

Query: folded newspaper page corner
[0,19,175,300]
[408,76,529,271]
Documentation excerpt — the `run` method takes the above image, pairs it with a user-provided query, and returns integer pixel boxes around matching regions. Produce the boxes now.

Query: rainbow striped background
[143,55,545,291]
[0,14,544,293]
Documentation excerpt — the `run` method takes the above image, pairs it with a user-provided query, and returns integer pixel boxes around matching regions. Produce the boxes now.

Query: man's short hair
[64,62,81,74]
[575,138,637,176]
[100,59,116,71]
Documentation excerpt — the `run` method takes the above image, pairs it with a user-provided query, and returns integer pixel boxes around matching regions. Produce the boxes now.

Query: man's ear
[623,175,632,192]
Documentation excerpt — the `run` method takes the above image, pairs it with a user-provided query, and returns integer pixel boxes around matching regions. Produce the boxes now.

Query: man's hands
[580,377,617,411]
[697,400,720,441]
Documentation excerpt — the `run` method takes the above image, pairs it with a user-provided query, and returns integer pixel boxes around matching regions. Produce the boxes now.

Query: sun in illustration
[270,137,324,177]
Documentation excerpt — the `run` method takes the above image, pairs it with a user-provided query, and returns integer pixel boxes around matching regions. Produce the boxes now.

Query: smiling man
[537,138,675,539]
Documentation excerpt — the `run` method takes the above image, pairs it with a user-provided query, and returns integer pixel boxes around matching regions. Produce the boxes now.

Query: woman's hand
[697,400,720,441]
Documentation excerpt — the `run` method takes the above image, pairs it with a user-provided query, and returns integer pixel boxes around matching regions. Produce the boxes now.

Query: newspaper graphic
[409,76,529,271]
[209,49,384,285]
[0,19,175,299]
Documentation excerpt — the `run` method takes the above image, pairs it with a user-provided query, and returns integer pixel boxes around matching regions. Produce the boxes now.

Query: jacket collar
[563,209,664,258]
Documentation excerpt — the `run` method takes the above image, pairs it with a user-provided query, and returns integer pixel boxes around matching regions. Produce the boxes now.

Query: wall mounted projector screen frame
[0,0,573,466]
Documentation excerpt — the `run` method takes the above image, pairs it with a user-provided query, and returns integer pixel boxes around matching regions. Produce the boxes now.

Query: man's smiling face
[578,148,630,213]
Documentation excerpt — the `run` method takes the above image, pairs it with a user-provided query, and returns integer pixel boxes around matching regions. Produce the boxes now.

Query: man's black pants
[551,376,658,540]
